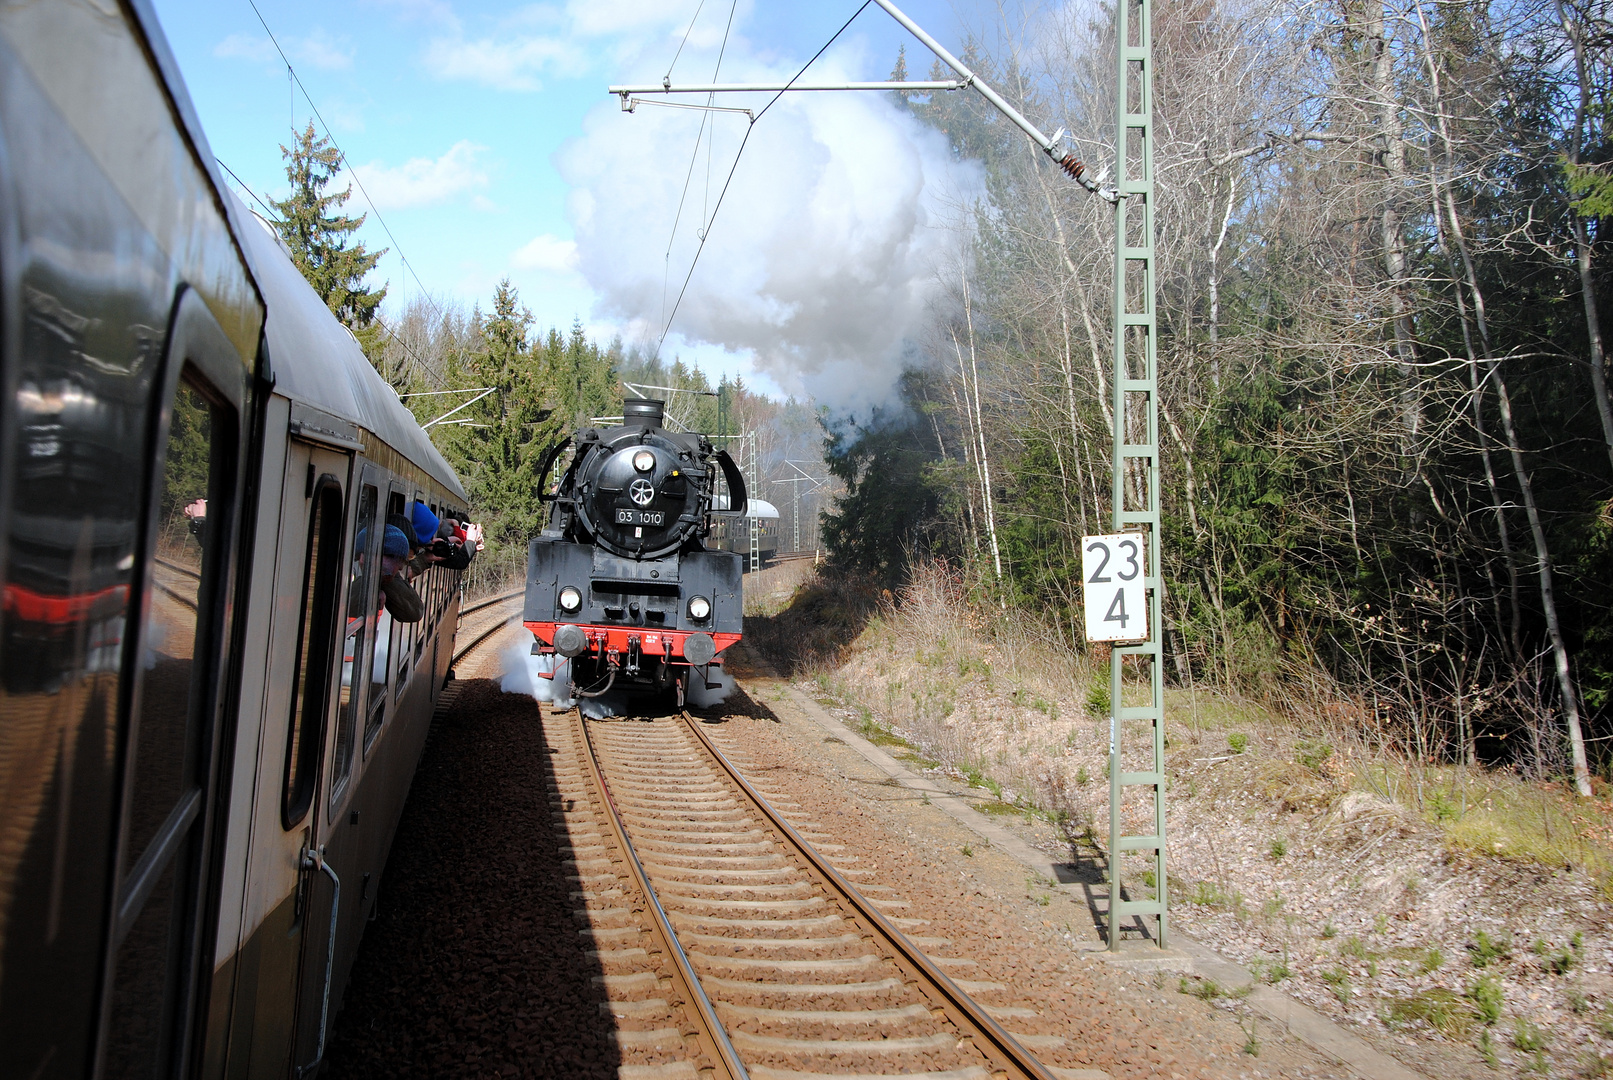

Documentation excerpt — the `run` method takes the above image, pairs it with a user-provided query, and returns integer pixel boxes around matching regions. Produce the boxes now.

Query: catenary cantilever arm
[607,0,1112,198]
[868,0,1108,196]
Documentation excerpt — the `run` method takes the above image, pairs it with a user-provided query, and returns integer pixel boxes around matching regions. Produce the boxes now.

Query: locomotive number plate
[616,509,665,526]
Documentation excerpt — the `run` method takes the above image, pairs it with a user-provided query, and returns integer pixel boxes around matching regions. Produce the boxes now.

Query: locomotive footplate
[524,621,740,670]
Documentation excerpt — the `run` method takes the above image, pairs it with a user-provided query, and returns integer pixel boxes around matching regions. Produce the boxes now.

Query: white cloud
[420,0,708,90]
[213,33,278,65]
[511,234,579,273]
[351,140,489,210]
[363,0,460,30]
[560,58,984,416]
[296,29,356,71]
[213,28,354,71]
[562,0,708,39]
[421,33,578,90]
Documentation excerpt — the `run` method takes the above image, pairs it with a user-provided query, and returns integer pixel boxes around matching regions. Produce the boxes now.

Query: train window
[366,486,404,747]
[105,369,233,1076]
[334,483,378,797]
[282,478,343,828]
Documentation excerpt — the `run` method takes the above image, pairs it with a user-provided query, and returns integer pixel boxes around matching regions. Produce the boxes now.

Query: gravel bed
[326,668,1349,1078]
[325,679,624,1078]
[699,671,1353,1080]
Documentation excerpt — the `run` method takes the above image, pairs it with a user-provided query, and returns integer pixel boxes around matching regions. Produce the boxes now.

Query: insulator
[1058,153,1086,181]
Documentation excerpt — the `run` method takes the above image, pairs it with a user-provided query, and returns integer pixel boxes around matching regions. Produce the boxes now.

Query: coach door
[235,433,349,1080]
[289,461,380,1074]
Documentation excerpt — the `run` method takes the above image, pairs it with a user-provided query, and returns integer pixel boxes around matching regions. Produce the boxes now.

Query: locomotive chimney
[623,398,664,427]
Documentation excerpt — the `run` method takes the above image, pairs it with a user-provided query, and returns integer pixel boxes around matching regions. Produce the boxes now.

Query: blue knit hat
[410,502,440,545]
[382,525,410,557]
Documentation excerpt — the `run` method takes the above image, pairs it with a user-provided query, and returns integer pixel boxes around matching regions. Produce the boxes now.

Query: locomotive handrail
[295,847,341,1078]
[533,438,572,502]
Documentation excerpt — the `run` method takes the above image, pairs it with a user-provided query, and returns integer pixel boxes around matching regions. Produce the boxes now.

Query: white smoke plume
[560,57,983,417]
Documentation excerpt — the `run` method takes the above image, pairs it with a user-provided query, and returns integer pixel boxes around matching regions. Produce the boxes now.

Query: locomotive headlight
[633,449,656,473]
[688,595,711,621]
[558,586,582,613]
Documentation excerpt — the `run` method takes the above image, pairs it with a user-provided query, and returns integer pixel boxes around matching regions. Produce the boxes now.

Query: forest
[817,0,1613,795]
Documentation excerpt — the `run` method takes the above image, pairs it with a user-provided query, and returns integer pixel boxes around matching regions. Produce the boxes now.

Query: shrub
[1269,837,1288,860]
[1468,929,1511,968]
[1468,975,1503,1026]
[1295,737,1333,771]
[1229,732,1249,754]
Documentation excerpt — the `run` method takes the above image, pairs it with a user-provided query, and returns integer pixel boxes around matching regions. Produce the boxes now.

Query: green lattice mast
[1107,0,1167,951]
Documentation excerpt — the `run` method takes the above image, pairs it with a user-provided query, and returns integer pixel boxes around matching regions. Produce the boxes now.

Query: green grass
[1468,930,1511,969]
[1386,988,1477,1037]
[1320,967,1351,1003]
[1468,975,1504,1026]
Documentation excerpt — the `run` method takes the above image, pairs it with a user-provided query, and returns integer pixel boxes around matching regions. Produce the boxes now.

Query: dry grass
[757,560,1613,1077]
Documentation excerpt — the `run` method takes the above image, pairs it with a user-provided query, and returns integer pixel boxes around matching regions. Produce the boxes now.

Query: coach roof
[224,188,466,502]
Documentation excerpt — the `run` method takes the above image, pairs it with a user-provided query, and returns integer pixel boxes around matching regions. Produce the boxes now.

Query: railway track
[451,586,526,667]
[543,704,1074,1080]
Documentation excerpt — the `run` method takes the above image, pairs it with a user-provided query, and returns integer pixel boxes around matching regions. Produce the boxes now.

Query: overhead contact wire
[659,0,739,353]
[658,0,872,351]
[246,0,451,389]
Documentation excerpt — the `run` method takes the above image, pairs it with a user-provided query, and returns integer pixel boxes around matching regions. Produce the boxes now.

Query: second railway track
[546,704,1077,1080]
[452,586,527,668]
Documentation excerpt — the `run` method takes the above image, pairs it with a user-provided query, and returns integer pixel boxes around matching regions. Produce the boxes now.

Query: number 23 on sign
[1081,533,1147,642]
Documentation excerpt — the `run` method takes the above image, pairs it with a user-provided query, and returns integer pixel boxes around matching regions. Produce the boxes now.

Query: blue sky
[149,0,997,404]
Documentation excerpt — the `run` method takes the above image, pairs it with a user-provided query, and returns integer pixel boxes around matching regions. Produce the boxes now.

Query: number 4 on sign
[1082,533,1147,642]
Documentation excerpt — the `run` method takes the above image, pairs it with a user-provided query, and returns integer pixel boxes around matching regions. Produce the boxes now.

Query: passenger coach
[0,4,467,1076]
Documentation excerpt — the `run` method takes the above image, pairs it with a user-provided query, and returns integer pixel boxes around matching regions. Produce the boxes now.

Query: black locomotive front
[524,398,746,701]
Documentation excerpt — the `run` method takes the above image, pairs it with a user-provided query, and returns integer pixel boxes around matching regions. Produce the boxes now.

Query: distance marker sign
[1082,533,1147,642]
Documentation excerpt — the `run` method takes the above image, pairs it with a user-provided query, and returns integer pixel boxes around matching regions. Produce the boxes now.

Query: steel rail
[154,555,201,581]
[678,710,1061,1080]
[458,586,524,617]
[575,715,750,1080]
[450,610,522,668]
[152,576,199,613]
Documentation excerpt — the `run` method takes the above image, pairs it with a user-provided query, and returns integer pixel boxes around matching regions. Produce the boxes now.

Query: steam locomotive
[523,399,748,703]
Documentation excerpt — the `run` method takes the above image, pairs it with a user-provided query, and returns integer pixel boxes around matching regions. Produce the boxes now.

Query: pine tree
[467,280,543,546]
[272,121,389,336]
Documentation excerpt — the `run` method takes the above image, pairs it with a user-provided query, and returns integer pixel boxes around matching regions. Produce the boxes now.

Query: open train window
[334,482,378,801]
[367,485,404,748]
[282,476,343,828]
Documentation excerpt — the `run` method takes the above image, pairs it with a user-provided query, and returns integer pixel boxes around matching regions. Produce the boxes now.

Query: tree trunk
[1493,372,1593,796]
[1556,0,1613,475]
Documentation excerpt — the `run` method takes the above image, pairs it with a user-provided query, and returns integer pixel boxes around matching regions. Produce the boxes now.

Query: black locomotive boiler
[524,399,747,703]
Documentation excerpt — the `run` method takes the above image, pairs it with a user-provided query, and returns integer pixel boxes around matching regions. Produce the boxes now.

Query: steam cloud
[560,60,984,416]
[498,640,734,716]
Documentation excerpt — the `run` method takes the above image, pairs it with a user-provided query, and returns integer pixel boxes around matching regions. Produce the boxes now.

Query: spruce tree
[272,121,388,336]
